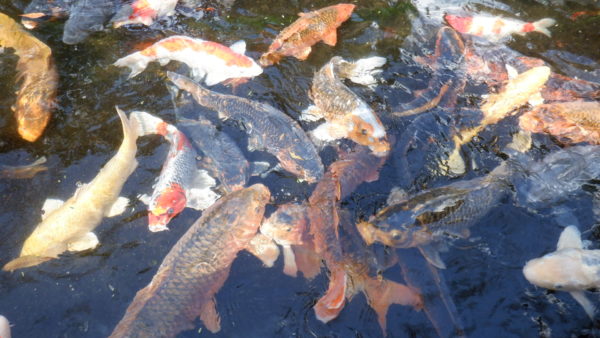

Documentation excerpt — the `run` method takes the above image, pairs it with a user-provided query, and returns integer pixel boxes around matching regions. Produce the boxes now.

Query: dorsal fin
[229,40,246,54]
[557,226,583,250]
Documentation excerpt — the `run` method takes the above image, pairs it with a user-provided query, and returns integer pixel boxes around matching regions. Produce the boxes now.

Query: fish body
[444,14,556,41]
[0,13,57,142]
[358,163,512,269]
[2,107,138,271]
[0,157,47,179]
[130,111,219,232]
[259,3,355,66]
[109,184,270,337]
[114,36,262,85]
[511,145,600,206]
[168,71,324,182]
[394,26,466,117]
[523,225,600,319]
[178,115,249,193]
[306,56,389,155]
[112,0,177,27]
[519,101,600,145]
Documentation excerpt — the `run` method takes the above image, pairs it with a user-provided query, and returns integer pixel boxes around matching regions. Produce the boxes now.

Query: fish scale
[110,184,270,337]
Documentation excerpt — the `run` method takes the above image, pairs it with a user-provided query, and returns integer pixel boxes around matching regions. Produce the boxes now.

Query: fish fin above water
[311,121,347,142]
[343,56,387,87]
[446,147,466,176]
[506,130,532,153]
[204,71,228,87]
[249,161,271,176]
[106,196,130,217]
[557,225,583,250]
[505,64,519,79]
[229,40,246,54]
[299,105,324,122]
[199,297,221,333]
[41,198,64,220]
[113,52,149,79]
[528,92,544,107]
[67,232,99,252]
[570,290,595,319]
[2,255,54,271]
[246,233,280,268]
[419,245,446,269]
[364,278,423,333]
[282,245,298,277]
[321,30,338,46]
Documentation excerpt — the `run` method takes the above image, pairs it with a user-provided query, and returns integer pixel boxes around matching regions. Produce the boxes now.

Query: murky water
[1,0,599,337]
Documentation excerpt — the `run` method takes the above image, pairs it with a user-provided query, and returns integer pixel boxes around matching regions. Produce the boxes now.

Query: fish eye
[167,208,175,215]
[390,230,402,241]
[285,226,292,232]
[361,129,368,135]
[554,284,563,290]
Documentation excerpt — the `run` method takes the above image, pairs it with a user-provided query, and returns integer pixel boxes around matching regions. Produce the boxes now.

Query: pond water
[0,0,599,337]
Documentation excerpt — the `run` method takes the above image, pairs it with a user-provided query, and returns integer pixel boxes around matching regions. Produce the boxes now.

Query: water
[0,0,599,336]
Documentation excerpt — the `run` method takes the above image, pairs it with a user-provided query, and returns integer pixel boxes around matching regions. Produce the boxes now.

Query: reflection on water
[0,0,599,336]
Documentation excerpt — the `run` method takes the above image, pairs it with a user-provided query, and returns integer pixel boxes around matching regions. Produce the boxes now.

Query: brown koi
[0,157,47,179]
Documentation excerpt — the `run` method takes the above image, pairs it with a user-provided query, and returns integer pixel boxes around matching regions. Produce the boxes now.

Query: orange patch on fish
[130,0,157,20]
[345,116,390,155]
[140,37,253,68]
[149,183,187,231]
[314,266,347,323]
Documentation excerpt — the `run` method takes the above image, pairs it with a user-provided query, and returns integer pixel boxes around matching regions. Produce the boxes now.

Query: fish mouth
[148,213,171,232]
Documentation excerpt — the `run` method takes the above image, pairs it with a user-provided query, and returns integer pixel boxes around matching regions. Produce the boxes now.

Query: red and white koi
[131,111,219,232]
[113,0,178,27]
[114,35,263,86]
[444,14,556,41]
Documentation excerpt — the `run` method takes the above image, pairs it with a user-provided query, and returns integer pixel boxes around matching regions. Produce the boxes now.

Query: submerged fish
[168,71,324,182]
[519,101,600,145]
[130,111,219,232]
[21,0,71,29]
[112,0,177,27]
[109,184,270,337]
[358,162,512,269]
[2,107,138,271]
[523,225,600,319]
[114,36,262,86]
[62,0,119,44]
[0,157,47,179]
[393,26,466,117]
[302,56,390,155]
[444,14,556,42]
[447,65,550,175]
[0,12,58,142]
[259,3,355,66]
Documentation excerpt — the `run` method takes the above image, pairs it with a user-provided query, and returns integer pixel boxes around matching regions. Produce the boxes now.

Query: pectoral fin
[419,244,446,269]
[2,255,55,271]
[200,297,221,333]
[282,245,298,277]
[446,147,466,176]
[528,92,544,107]
[246,233,280,268]
[364,278,424,332]
[299,105,325,122]
[557,226,583,250]
[67,232,99,252]
[229,40,246,54]
[41,198,64,220]
[106,196,130,217]
[294,245,321,279]
[570,290,595,319]
[295,46,312,60]
[321,30,338,46]
[186,170,220,210]
[249,161,271,176]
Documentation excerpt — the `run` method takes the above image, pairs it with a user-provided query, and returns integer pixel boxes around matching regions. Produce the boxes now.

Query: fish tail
[364,278,423,333]
[2,255,54,271]
[115,107,139,145]
[532,18,556,37]
[114,51,150,78]
[314,265,347,323]
[128,110,168,137]
[338,56,387,87]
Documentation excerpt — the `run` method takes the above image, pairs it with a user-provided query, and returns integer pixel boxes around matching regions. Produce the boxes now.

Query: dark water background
[1,0,599,337]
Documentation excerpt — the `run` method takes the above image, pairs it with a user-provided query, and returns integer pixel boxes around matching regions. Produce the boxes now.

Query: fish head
[278,149,324,183]
[346,115,390,156]
[13,84,55,142]
[333,4,356,23]
[260,204,308,245]
[148,184,187,232]
[523,249,591,291]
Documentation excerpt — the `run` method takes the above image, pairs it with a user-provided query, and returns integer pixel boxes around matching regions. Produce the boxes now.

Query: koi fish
[114,36,263,86]
[0,157,47,179]
[259,3,355,66]
[246,232,281,268]
[444,14,556,41]
[519,101,600,145]
[112,0,178,27]
[168,71,324,182]
[21,0,71,29]
[0,315,10,338]
[130,111,219,232]
[523,225,600,319]
[446,65,550,175]
[2,107,138,271]
[0,13,58,142]
[393,26,466,117]
[302,56,390,155]
[109,184,270,337]
[358,162,512,269]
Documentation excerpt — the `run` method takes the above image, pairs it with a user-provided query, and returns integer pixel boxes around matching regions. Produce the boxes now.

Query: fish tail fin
[167,71,211,105]
[2,255,54,271]
[338,56,387,87]
[314,265,347,323]
[113,52,150,78]
[115,107,139,145]
[533,18,556,37]
[128,111,168,137]
[364,278,424,333]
